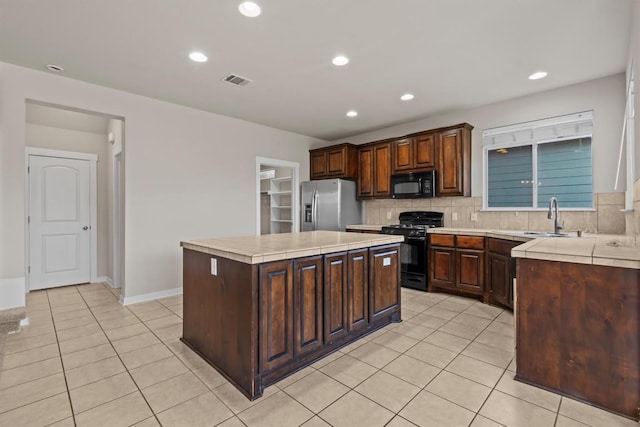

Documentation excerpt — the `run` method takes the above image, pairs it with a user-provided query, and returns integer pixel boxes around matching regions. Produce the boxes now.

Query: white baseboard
[0,277,26,310]
[95,276,109,284]
[120,287,183,306]
[103,277,119,289]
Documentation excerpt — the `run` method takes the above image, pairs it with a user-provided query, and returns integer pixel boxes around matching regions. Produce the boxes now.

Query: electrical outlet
[452,212,458,221]
[211,258,217,276]
[386,211,392,219]
[471,212,478,221]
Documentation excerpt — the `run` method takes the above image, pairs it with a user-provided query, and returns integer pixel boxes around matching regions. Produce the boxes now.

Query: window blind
[483,111,593,147]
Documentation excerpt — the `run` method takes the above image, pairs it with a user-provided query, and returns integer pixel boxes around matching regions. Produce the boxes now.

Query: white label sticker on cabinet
[383,257,391,266]
[211,258,217,276]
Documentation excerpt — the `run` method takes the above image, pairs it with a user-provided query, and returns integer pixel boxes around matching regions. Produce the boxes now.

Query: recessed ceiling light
[332,56,349,66]
[346,110,358,118]
[45,64,64,72]
[239,1,261,17]
[400,93,414,101]
[528,71,548,80]
[189,52,208,63]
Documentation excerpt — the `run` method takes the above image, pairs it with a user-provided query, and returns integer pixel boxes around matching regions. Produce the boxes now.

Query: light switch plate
[452,212,458,221]
[471,212,478,221]
[211,258,217,276]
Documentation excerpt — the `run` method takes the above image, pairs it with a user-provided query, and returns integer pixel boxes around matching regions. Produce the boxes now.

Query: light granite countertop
[428,227,640,269]
[181,230,404,264]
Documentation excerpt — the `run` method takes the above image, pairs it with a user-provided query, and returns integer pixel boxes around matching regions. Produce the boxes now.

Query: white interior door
[29,155,91,290]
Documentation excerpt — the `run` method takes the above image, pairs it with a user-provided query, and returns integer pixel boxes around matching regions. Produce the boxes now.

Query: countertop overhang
[181,230,404,264]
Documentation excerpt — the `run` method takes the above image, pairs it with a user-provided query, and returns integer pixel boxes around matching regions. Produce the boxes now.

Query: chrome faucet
[547,197,564,234]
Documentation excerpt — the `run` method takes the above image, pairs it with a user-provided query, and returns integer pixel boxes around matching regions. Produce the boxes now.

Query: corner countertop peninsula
[180,231,404,400]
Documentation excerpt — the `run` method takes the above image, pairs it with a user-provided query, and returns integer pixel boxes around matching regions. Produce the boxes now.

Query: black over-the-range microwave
[391,170,436,198]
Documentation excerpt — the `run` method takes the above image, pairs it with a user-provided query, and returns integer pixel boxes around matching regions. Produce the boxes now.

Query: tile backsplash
[364,192,627,235]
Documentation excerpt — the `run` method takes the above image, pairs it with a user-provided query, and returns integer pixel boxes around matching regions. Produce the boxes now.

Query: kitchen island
[180,231,404,400]
[512,236,640,420]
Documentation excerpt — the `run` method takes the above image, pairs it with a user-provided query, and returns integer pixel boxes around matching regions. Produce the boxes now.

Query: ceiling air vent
[223,74,252,86]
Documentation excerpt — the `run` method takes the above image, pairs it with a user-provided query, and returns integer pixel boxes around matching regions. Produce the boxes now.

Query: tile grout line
[74,283,164,426]
[46,286,79,426]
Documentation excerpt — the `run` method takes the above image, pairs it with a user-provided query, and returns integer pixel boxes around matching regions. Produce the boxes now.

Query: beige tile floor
[0,283,636,427]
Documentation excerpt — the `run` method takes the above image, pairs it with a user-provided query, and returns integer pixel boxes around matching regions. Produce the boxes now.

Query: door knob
[82,226,89,230]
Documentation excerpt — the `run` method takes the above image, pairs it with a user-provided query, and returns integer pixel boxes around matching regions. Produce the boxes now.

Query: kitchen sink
[521,231,574,238]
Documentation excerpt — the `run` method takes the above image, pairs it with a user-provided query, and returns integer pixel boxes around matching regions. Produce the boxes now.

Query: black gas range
[381,211,444,291]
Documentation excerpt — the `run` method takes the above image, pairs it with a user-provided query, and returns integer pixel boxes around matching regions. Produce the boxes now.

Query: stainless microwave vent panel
[223,74,252,86]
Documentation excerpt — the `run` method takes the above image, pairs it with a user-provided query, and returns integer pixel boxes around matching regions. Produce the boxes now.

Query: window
[483,111,593,209]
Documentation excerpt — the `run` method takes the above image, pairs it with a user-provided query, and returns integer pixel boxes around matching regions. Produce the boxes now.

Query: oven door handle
[405,236,426,243]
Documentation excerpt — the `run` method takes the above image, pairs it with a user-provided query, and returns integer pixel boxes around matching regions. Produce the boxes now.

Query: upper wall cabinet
[391,133,436,174]
[357,141,391,199]
[310,143,358,180]
[436,124,472,197]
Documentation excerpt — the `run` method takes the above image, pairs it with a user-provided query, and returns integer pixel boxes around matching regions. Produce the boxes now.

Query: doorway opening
[24,101,125,294]
[255,157,300,234]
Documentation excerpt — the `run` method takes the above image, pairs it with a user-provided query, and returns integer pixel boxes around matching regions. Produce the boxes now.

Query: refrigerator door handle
[312,189,318,230]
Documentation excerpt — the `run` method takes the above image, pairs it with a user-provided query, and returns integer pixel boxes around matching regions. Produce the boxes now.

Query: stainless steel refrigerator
[301,179,362,232]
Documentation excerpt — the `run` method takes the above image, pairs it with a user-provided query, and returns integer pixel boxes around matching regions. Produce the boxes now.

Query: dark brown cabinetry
[347,249,369,333]
[369,245,401,323]
[357,141,391,199]
[313,123,472,198]
[516,259,640,420]
[487,238,519,309]
[324,252,348,342]
[436,124,472,197]
[428,234,485,299]
[310,143,358,180]
[293,256,324,356]
[182,243,401,400]
[391,133,436,174]
[259,261,295,371]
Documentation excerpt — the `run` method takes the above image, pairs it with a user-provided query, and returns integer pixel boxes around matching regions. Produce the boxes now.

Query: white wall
[331,74,626,196]
[0,62,322,306]
[25,123,110,279]
[631,0,640,180]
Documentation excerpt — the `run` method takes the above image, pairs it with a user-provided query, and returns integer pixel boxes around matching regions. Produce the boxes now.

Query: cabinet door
[357,147,374,198]
[456,249,484,294]
[414,134,436,170]
[259,261,294,371]
[392,138,413,173]
[310,151,327,179]
[488,252,511,308]
[429,246,456,290]
[373,143,391,197]
[369,246,400,323]
[294,257,324,356]
[327,147,347,176]
[348,249,369,333]
[437,128,463,196]
[324,253,348,343]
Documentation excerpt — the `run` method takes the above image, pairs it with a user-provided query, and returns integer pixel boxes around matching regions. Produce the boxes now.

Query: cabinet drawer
[456,235,484,249]
[430,234,454,247]
[488,238,518,254]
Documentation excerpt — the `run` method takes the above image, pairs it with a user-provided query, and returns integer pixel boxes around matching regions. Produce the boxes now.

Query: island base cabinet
[182,249,258,399]
[182,244,401,401]
[369,246,400,323]
[516,258,640,420]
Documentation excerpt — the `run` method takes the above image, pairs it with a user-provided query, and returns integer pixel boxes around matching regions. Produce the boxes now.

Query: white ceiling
[0,0,633,141]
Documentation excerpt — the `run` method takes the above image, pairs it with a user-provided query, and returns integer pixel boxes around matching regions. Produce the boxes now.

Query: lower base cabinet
[487,238,519,308]
[182,244,401,400]
[429,234,486,300]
